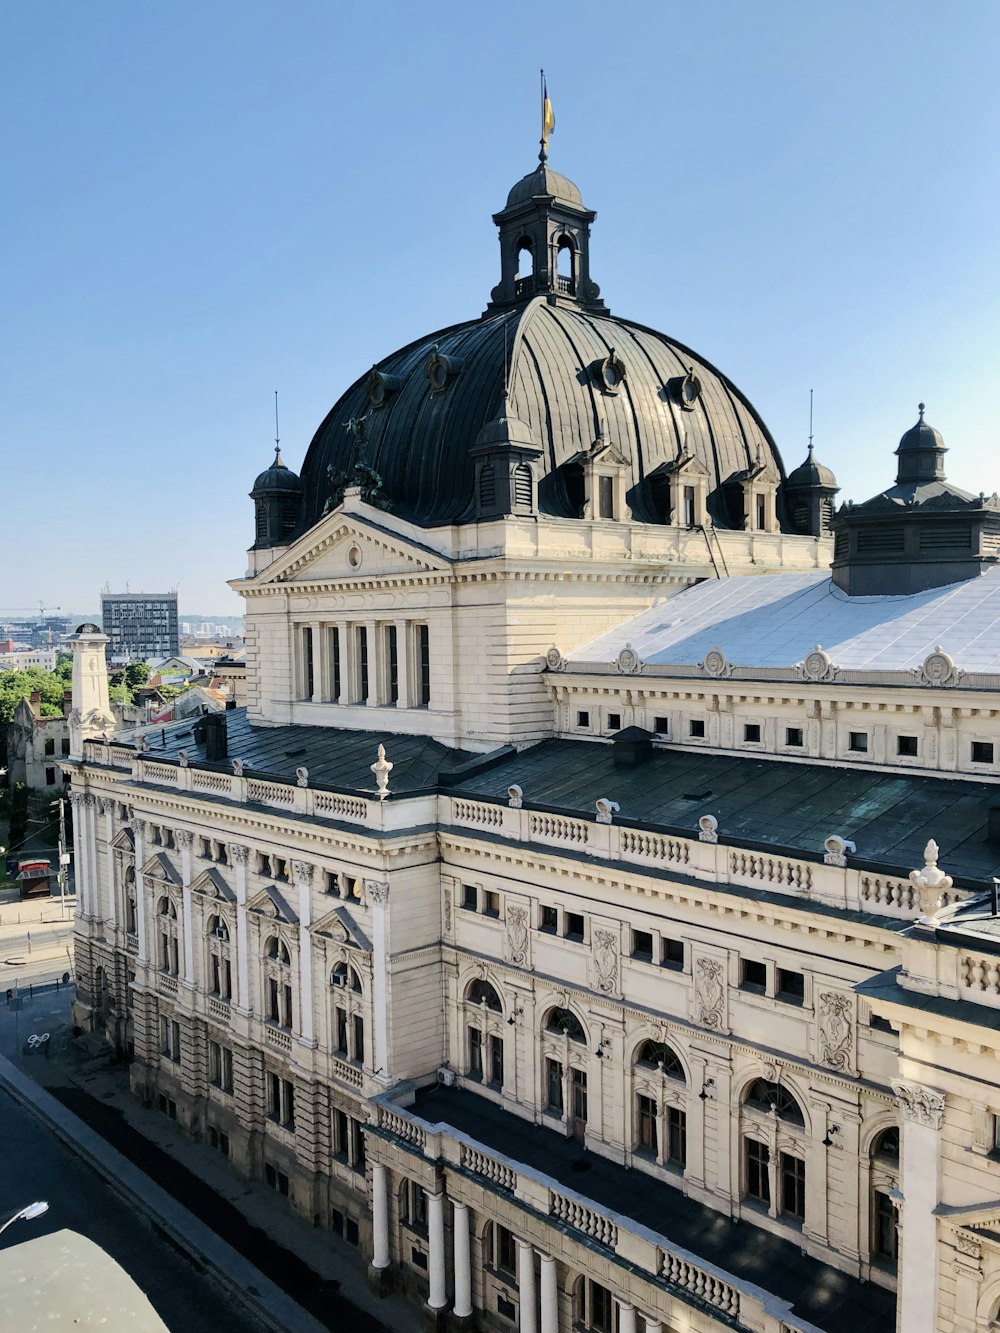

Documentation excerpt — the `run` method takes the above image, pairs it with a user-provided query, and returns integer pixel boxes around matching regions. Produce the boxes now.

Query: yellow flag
[542,74,555,150]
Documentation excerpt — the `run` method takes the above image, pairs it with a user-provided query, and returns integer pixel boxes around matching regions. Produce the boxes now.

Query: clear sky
[3,1,998,616]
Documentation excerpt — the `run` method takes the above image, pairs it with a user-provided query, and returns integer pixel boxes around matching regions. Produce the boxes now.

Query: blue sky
[2,1,998,615]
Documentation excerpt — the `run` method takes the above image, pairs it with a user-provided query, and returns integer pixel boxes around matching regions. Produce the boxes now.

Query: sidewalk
[20,1019,422,1333]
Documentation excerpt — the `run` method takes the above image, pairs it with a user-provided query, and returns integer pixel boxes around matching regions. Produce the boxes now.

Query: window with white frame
[264,935,294,1029]
[207,913,232,1000]
[331,964,365,1064]
[464,979,504,1090]
[157,896,180,975]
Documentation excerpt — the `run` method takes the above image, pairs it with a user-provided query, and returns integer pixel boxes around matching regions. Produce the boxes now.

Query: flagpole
[539,68,546,165]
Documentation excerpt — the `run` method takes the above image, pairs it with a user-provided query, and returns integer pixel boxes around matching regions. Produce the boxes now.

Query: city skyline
[3,0,999,610]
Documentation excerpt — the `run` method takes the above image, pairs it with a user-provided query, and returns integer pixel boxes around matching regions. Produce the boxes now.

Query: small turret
[783,443,839,536]
[67,623,115,758]
[250,445,303,550]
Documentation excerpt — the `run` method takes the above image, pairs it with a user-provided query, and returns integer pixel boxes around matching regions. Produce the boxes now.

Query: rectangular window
[577,710,590,728]
[302,627,314,700]
[61,738,70,755]
[335,1007,348,1056]
[462,884,478,911]
[667,1106,687,1166]
[386,625,398,704]
[631,929,654,961]
[973,740,995,764]
[495,1224,517,1277]
[662,936,685,970]
[468,1027,483,1079]
[780,1152,806,1220]
[598,474,615,519]
[756,492,767,530]
[268,976,280,1023]
[744,723,761,743]
[785,727,804,747]
[777,969,805,1005]
[330,627,341,701]
[417,624,430,707]
[546,1058,564,1113]
[637,1094,657,1153]
[689,718,706,738]
[683,485,696,527]
[741,959,767,993]
[44,737,55,756]
[333,1107,349,1159]
[357,626,369,702]
[746,1138,770,1204]
[564,912,585,941]
[589,1281,614,1333]
[282,982,294,1029]
[654,716,670,735]
[483,890,500,918]
[45,767,56,785]
[897,735,918,757]
[540,905,558,933]
[488,1033,504,1088]
[872,1189,898,1262]
[352,1013,365,1064]
[849,731,868,753]
[325,871,340,896]
[351,1119,366,1172]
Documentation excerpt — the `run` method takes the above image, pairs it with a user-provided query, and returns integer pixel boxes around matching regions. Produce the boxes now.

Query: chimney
[30,691,41,706]
[62,688,73,718]
[202,712,228,762]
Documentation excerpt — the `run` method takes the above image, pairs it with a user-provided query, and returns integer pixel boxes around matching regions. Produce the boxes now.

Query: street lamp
[0,1200,49,1236]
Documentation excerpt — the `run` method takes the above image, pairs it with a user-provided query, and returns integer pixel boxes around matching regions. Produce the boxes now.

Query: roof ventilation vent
[609,726,654,768]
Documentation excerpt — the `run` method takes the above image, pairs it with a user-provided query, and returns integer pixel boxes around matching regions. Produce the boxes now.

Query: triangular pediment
[312,904,371,952]
[248,883,298,925]
[190,866,236,903]
[140,852,181,885]
[245,510,451,590]
[111,828,135,854]
[650,452,710,479]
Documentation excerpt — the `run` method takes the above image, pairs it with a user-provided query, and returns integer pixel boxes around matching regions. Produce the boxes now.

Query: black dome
[252,449,302,496]
[897,404,945,454]
[786,444,837,490]
[505,164,583,210]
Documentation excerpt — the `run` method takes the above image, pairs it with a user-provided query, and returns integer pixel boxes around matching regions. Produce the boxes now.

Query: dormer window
[569,433,630,523]
[648,452,709,528]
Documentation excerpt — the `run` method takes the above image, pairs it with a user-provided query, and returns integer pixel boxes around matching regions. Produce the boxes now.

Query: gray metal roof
[567,567,1000,674]
[295,295,787,531]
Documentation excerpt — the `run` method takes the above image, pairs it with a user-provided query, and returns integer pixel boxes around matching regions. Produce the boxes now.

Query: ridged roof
[296,296,787,531]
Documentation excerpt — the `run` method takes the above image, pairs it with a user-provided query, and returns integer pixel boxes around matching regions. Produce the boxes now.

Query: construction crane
[0,604,63,647]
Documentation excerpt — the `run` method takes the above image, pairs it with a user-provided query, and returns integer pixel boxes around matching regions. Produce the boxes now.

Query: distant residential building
[101,590,179,662]
[6,689,72,790]
[0,647,58,672]
[0,615,74,648]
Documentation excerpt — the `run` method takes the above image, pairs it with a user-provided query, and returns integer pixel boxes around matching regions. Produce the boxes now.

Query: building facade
[100,590,179,662]
[8,690,72,791]
[66,152,1000,1333]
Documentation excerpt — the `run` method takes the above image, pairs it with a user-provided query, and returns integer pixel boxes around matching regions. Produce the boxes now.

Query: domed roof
[785,444,837,490]
[897,403,945,454]
[252,448,302,495]
[504,164,584,211]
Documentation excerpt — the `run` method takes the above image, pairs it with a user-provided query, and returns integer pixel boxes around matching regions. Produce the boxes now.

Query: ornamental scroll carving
[892,1078,946,1129]
[442,887,452,934]
[955,1232,981,1259]
[291,860,314,886]
[366,880,390,906]
[818,992,853,1071]
[592,929,619,995]
[695,957,726,1031]
[227,844,249,865]
[505,905,529,968]
[173,829,193,849]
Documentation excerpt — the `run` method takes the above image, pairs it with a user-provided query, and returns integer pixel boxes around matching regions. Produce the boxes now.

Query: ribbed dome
[786,444,837,489]
[897,404,945,454]
[253,450,302,495]
[505,164,583,210]
[296,296,787,531]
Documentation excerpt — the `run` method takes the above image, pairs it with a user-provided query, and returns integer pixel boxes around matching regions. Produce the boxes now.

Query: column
[177,830,195,985]
[644,1321,662,1333]
[540,1255,558,1333]
[427,1190,448,1312]
[368,880,390,1078]
[312,622,328,702]
[229,844,251,1012]
[893,1079,946,1333]
[394,619,411,708]
[453,1202,472,1319]
[292,861,315,1044]
[70,794,89,916]
[100,799,116,927]
[364,619,379,706]
[340,623,355,704]
[618,1304,637,1333]
[333,625,347,704]
[517,1239,537,1333]
[371,1162,391,1271]
[133,819,149,964]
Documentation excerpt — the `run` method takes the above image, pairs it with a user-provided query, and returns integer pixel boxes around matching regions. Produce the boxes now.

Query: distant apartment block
[100,590,179,662]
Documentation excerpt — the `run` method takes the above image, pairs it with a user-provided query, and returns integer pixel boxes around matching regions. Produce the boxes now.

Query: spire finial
[539,70,554,165]
[918,401,926,421]
[808,388,814,457]
[273,390,283,465]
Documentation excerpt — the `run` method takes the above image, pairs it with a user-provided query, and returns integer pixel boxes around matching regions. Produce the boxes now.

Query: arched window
[512,463,533,510]
[636,1040,684,1081]
[744,1078,805,1126]
[255,500,268,545]
[332,964,365,1064]
[466,979,502,1012]
[124,865,137,936]
[263,935,293,1029]
[158,896,177,919]
[331,962,362,993]
[265,936,290,965]
[157,896,179,975]
[870,1126,899,1265]
[557,236,575,291]
[207,913,232,1001]
[516,239,534,279]
[545,1007,585,1042]
[872,1126,899,1162]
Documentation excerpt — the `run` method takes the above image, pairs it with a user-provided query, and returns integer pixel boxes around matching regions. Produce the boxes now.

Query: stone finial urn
[909,839,953,926]
[371,744,393,800]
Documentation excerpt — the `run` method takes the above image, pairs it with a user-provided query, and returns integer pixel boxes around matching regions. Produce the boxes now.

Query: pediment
[140,852,181,885]
[111,828,135,854]
[249,511,450,589]
[650,452,710,479]
[190,866,235,903]
[248,883,298,925]
[312,905,371,952]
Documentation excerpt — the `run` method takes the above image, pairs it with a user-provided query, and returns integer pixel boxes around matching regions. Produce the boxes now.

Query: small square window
[777,969,804,1005]
[744,724,761,744]
[654,716,670,735]
[849,732,868,753]
[785,727,804,747]
[483,890,500,918]
[607,712,622,731]
[462,884,478,911]
[689,719,706,739]
[631,929,653,960]
[897,735,918,758]
[972,741,995,765]
[577,710,590,728]
[540,905,558,933]
[741,959,767,993]
[662,937,684,970]
[564,912,585,941]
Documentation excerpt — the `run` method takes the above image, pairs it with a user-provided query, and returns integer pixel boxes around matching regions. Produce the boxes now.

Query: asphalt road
[0,1086,269,1333]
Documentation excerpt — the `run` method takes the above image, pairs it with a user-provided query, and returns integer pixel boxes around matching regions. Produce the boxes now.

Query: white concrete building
[64,151,1000,1333]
